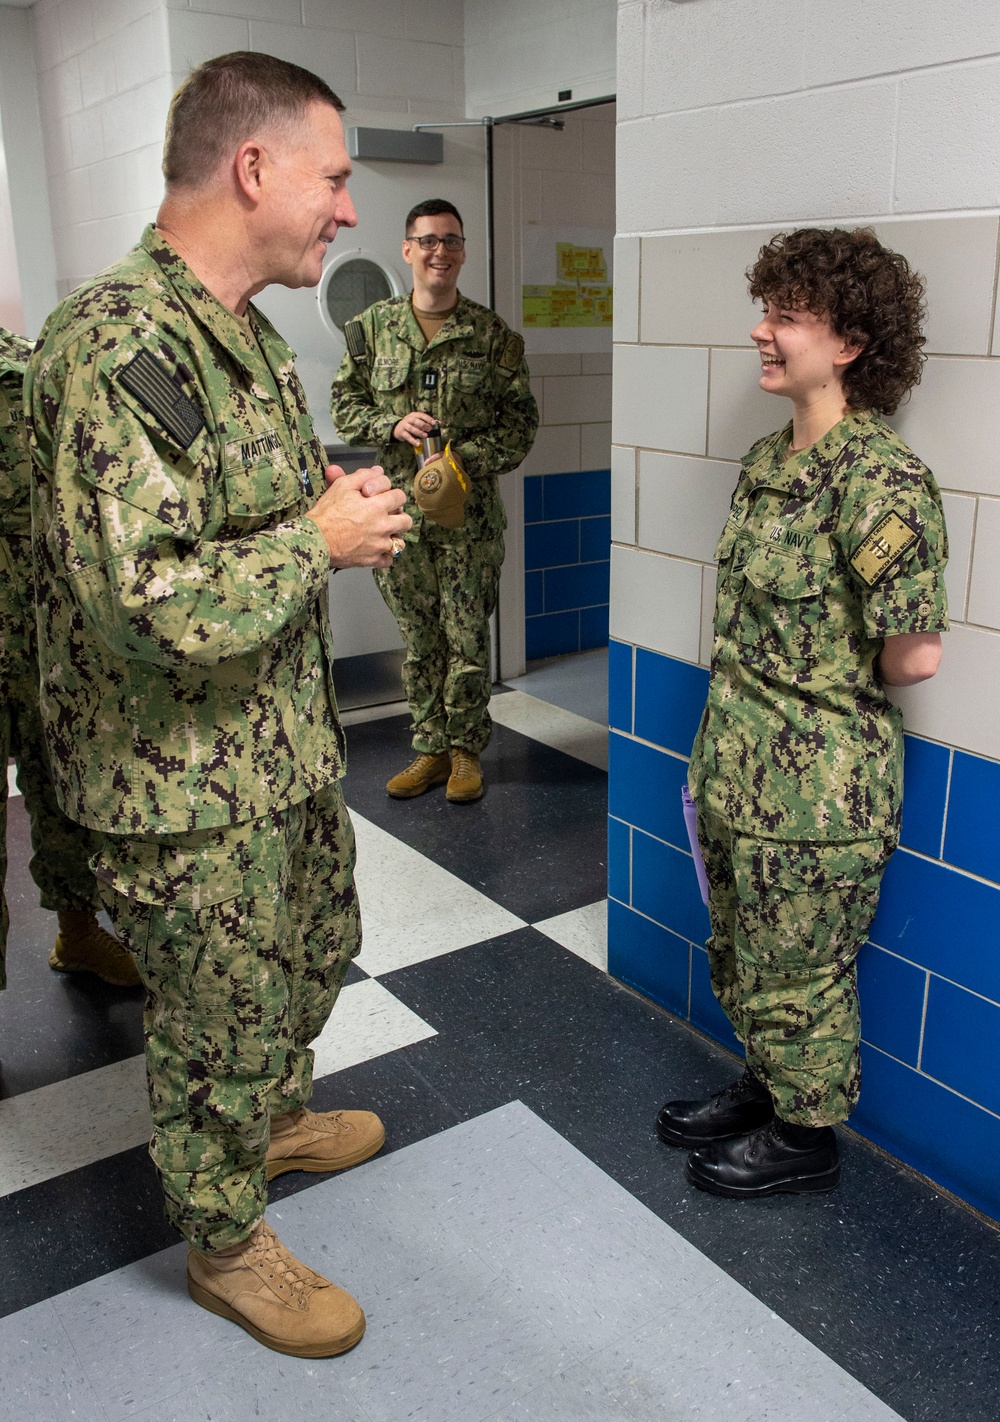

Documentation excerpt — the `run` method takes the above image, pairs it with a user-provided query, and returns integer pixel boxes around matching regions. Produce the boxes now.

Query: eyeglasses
[407,234,466,252]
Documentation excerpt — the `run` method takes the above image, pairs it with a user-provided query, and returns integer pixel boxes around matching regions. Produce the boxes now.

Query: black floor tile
[342,713,608,922]
[376,929,1000,1422]
[0,798,144,1099]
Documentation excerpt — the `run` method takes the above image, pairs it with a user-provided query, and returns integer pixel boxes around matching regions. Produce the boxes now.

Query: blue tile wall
[607,647,1000,1224]
[524,469,611,660]
[920,978,1000,1117]
[871,850,1000,1001]
[856,944,926,1067]
[608,639,633,733]
[633,650,709,757]
[943,750,1000,882]
[579,605,609,649]
[608,732,689,849]
[631,830,711,948]
[853,1045,1000,1223]
[607,816,630,903]
[608,899,689,1018]
[900,735,950,858]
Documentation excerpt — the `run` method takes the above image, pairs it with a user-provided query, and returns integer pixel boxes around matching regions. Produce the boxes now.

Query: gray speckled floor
[0,1102,901,1422]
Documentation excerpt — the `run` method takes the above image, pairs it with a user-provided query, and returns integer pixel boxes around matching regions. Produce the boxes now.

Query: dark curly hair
[747,227,926,415]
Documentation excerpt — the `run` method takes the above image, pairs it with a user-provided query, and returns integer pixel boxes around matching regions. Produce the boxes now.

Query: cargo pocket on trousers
[92,838,244,995]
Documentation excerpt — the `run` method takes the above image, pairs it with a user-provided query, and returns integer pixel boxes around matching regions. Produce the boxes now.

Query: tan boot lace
[452,751,476,778]
[246,1223,325,1309]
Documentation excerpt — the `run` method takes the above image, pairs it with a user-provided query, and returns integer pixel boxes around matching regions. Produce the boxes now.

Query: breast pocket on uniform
[740,541,832,667]
[370,359,409,394]
[222,432,303,532]
[449,356,489,395]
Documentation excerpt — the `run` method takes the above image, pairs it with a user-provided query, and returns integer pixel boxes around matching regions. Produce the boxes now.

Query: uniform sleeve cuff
[274,516,331,594]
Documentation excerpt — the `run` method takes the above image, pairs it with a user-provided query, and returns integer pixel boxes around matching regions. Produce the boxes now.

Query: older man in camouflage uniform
[331,198,538,803]
[26,54,410,1358]
[1,326,137,997]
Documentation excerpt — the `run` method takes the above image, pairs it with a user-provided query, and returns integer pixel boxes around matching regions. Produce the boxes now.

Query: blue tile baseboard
[607,643,1000,1223]
[524,470,611,658]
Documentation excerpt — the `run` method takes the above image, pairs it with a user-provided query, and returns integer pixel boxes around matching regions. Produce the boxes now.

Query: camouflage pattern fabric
[699,807,891,1126]
[24,229,358,1248]
[0,328,98,989]
[689,411,949,842]
[331,293,537,750]
[95,781,360,1251]
[375,523,500,755]
[24,226,342,837]
[689,412,949,1125]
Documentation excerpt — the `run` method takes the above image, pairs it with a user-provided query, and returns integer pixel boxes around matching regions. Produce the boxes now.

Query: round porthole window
[318,252,401,339]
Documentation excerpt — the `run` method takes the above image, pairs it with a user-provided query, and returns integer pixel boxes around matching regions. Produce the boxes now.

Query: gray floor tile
[477,1194,714,1359]
[51,1244,260,1421]
[597,1275,898,1422]
[0,1299,106,1422]
[16,1101,898,1422]
[126,1356,374,1422]
[337,1248,573,1422]
[483,1358,636,1421]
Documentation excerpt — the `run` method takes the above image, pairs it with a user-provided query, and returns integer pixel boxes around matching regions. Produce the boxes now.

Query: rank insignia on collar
[422,370,438,391]
[850,510,920,586]
[118,349,204,448]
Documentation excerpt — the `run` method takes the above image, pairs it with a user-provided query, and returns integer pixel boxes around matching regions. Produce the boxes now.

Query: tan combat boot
[267,1107,385,1180]
[49,911,141,987]
[386,751,450,798]
[446,749,483,803]
[187,1220,365,1358]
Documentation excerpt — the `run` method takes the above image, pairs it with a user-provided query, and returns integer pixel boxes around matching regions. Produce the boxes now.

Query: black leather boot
[684,1117,840,1198]
[655,1067,774,1147]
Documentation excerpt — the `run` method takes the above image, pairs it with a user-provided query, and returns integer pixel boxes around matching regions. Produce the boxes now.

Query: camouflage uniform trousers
[375,520,501,756]
[0,534,99,990]
[94,780,360,1252]
[698,807,894,1127]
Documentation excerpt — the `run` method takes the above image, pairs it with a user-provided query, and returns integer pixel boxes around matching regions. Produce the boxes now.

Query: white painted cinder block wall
[465,0,616,119]
[614,0,1000,762]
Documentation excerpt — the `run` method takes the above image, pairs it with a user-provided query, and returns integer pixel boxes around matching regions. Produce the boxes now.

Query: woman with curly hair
[656,227,949,1197]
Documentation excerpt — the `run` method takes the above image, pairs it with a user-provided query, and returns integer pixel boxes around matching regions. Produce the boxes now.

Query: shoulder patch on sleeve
[850,509,921,587]
[344,319,368,361]
[117,349,204,449]
[498,331,524,374]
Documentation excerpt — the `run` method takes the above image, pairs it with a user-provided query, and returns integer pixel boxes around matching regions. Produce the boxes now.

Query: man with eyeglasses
[332,199,538,803]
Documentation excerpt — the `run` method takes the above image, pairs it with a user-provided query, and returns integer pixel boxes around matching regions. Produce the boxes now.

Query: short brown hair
[747,227,926,415]
[163,51,344,189]
[405,199,464,235]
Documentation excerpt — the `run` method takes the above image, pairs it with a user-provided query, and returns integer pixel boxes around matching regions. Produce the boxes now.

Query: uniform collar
[0,326,32,383]
[397,290,477,353]
[140,225,294,402]
[745,410,874,496]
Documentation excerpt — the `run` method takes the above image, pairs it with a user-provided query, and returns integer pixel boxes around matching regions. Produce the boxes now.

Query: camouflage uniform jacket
[1,326,36,683]
[330,292,537,553]
[689,411,949,842]
[25,225,342,836]
[0,326,33,538]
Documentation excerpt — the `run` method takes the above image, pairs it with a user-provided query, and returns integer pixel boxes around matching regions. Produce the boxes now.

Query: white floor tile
[351,812,524,976]
[534,898,608,972]
[0,980,435,1200]
[0,1054,150,1197]
[310,976,436,1077]
[488,690,608,770]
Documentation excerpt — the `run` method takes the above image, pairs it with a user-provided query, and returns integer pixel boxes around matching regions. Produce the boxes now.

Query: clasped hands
[305,464,411,569]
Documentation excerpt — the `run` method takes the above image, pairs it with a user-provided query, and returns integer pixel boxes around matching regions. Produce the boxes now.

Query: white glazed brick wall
[32,0,173,295]
[464,0,616,119]
[613,0,1000,762]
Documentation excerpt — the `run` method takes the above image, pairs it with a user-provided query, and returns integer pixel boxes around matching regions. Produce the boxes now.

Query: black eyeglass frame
[405,234,467,252]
